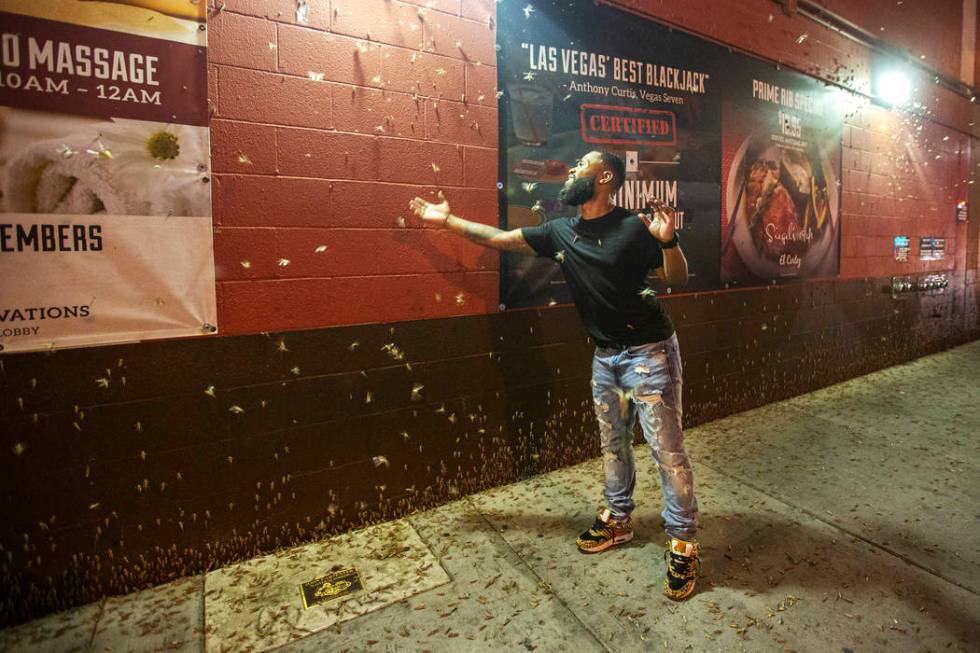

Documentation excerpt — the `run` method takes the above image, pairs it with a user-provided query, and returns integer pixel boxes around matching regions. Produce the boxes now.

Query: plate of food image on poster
[720,58,843,286]
[496,0,724,309]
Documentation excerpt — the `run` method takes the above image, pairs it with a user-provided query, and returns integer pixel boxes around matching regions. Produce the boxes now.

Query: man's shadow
[456,506,979,645]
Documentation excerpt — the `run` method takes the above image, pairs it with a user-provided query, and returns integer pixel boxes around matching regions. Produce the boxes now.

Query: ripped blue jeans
[591,332,700,541]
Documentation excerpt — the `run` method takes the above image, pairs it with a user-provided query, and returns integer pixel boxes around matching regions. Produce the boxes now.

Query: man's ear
[598,170,615,185]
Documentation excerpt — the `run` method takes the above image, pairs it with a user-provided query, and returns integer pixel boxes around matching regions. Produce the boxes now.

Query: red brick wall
[817,0,965,81]
[209,0,500,333]
[208,0,979,336]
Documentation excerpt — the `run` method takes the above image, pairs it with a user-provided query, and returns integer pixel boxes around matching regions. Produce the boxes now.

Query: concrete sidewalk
[3,341,978,652]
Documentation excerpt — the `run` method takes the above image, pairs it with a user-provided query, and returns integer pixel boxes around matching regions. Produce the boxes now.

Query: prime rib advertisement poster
[496,0,842,308]
[721,56,843,286]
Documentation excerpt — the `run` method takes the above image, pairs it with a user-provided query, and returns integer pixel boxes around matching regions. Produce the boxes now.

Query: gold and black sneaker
[663,537,700,600]
[576,507,633,553]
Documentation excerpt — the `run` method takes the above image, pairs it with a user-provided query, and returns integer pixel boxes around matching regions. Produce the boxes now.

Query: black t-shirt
[521,206,675,346]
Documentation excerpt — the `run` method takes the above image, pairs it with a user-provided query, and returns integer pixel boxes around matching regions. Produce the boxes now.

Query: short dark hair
[598,151,625,192]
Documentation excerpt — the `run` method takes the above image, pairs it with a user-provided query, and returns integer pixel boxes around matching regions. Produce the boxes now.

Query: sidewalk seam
[85,598,107,651]
[199,574,207,653]
[464,497,616,653]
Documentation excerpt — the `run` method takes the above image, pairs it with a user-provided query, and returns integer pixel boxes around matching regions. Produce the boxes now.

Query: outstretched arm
[409,192,536,255]
[654,246,689,288]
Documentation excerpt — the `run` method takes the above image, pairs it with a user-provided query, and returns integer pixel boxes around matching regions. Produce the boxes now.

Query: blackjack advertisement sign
[497,0,843,308]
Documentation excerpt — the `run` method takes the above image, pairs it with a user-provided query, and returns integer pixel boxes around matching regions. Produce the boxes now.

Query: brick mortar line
[212,119,500,149]
[211,61,499,103]
[218,271,498,282]
[213,225,495,231]
[11,347,948,431]
[215,273,502,282]
[212,178,496,189]
[213,172,498,185]
[269,20,497,61]
[216,272,501,282]
[212,3,491,29]
[1,357,594,422]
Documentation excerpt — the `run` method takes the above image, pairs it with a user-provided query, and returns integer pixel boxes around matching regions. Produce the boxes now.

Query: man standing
[409,150,701,600]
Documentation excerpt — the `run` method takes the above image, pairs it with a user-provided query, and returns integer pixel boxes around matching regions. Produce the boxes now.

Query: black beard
[558,175,596,206]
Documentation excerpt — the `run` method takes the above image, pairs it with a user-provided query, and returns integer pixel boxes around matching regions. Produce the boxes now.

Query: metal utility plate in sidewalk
[204,519,449,652]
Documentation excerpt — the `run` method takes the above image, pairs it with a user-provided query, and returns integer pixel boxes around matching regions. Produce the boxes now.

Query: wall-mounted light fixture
[873,68,912,107]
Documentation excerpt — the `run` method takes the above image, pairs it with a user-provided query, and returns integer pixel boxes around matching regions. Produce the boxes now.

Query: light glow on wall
[875,69,912,106]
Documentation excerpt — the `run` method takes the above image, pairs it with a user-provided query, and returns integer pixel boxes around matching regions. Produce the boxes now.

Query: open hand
[638,198,675,243]
[409,191,451,226]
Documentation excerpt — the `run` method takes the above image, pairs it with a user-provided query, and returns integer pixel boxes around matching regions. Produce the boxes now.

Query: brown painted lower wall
[1,272,978,626]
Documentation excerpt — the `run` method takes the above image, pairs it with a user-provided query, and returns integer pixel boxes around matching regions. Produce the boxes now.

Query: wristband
[660,233,679,249]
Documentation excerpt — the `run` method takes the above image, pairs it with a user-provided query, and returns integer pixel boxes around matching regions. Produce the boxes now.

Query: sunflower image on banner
[0,0,216,353]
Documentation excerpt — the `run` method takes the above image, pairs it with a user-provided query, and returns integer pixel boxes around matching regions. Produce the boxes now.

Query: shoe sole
[577,531,633,553]
[663,580,697,601]
[663,560,700,601]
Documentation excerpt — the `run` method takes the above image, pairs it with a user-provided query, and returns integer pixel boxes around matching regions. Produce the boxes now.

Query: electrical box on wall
[893,235,910,261]
[919,237,946,261]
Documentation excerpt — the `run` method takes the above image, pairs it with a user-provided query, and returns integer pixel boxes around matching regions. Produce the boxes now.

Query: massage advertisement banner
[496,0,842,308]
[0,0,215,353]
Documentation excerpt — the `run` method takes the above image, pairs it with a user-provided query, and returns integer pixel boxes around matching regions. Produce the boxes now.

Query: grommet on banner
[203,323,217,333]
